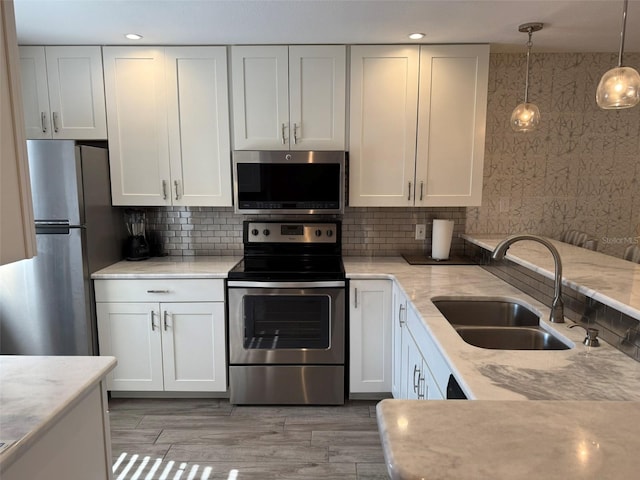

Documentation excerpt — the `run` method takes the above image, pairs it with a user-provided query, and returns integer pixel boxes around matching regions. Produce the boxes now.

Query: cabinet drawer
[94,279,224,303]
[407,304,451,396]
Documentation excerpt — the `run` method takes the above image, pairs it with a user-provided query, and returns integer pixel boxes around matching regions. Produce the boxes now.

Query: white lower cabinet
[95,279,227,393]
[391,282,407,399]
[349,279,392,394]
[402,303,447,399]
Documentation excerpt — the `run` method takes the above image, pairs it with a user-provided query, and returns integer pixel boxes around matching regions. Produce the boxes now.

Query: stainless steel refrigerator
[0,140,124,355]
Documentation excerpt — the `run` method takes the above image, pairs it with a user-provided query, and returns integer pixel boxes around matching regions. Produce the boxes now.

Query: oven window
[243,295,330,349]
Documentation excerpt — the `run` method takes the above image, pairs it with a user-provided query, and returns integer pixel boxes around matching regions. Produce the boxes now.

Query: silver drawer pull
[147,289,170,294]
[41,112,47,133]
[151,311,157,331]
[163,311,169,331]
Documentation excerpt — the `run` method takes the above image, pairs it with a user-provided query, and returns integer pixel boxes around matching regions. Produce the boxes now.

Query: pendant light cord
[524,28,533,103]
[618,0,628,67]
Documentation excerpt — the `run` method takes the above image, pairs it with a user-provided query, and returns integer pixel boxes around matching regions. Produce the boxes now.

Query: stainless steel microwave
[232,151,345,215]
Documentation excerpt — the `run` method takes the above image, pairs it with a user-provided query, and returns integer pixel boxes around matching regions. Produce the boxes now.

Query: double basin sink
[432,298,571,351]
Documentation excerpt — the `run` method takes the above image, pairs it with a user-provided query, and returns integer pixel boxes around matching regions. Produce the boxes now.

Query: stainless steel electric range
[226,220,346,405]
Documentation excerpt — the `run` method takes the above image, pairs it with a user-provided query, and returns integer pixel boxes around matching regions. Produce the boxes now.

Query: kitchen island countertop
[376,398,640,480]
[0,356,116,472]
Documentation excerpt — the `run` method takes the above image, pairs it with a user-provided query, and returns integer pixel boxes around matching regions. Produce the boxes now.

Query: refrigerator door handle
[35,221,85,235]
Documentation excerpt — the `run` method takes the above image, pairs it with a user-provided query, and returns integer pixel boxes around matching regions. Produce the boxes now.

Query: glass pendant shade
[510,102,541,132]
[596,0,639,109]
[595,66,640,109]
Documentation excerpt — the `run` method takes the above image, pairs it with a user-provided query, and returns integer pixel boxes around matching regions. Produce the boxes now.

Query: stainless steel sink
[454,326,570,350]
[432,298,540,327]
[432,297,571,351]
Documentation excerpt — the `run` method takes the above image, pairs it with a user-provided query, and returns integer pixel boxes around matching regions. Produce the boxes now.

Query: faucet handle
[569,324,600,347]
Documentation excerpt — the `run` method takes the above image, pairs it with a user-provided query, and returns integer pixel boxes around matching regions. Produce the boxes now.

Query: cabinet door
[403,333,424,400]
[18,46,50,139]
[103,47,171,206]
[231,46,289,150]
[1,2,36,265]
[96,302,164,391]
[161,302,227,392]
[391,283,407,398]
[45,46,107,140]
[165,47,232,207]
[416,45,489,206]
[289,45,345,150]
[349,45,419,206]
[349,279,392,394]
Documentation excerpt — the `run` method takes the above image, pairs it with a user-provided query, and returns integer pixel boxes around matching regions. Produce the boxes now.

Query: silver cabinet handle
[413,364,420,393]
[52,111,59,133]
[174,180,180,200]
[151,311,157,331]
[281,123,287,144]
[399,304,406,326]
[293,123,299,144]
[162,180,168,200]
[163,311,169,331]
[41,112,47,133]
[408,181,412,201]
[147,289,170,294]
[354,287,358,308]
[420,181,424,201]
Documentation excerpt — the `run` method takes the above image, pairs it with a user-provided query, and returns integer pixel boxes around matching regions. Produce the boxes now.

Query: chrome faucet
[491,234,565,323]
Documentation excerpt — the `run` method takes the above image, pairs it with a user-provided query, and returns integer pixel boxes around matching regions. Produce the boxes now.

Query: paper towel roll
[431,219,454,260]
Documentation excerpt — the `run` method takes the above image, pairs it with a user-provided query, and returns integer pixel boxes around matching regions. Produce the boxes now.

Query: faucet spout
[491,234,565,323]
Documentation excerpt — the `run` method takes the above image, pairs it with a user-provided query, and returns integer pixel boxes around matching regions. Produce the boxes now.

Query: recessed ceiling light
[125,33,143,40]
[409,33,425,40]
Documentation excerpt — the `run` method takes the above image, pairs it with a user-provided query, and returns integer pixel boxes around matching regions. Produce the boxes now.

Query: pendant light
[510,22,543,132]
[596,0,640,109]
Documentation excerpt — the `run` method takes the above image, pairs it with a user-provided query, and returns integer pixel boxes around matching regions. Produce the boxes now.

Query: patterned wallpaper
[466,52,640,258]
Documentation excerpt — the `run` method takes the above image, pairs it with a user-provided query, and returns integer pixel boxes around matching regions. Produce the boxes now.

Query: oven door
[227,281,345,365]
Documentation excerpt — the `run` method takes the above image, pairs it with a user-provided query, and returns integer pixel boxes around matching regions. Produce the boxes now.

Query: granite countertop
[462,234,640,320]
[91,255,241,279]
[344,257,640,401]
[376,399,640,480]
[0,356,116,470]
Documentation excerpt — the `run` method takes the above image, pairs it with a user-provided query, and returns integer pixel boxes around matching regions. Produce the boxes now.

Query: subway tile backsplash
[139,206,466,257]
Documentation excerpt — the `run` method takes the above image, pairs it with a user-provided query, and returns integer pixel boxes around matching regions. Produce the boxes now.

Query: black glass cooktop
[228,255,345,281]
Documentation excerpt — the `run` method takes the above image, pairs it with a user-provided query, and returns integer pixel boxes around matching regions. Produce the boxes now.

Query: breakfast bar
[0,356,116,480]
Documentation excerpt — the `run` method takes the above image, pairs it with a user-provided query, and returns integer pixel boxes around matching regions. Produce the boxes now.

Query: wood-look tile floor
[109,398,388,480]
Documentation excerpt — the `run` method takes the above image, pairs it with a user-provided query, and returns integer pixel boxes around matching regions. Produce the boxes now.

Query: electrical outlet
[415,224,426,240]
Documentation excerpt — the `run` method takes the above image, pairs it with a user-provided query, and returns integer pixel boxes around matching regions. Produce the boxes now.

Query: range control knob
[251,229,259,236]
[315,229,322,237]
[326,229,334,237]
[263,229,270,236]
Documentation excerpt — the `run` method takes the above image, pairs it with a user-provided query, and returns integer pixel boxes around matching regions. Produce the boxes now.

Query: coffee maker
[124,209,150,261]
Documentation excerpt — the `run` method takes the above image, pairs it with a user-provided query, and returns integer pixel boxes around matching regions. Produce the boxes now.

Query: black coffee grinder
[124,209,150,261]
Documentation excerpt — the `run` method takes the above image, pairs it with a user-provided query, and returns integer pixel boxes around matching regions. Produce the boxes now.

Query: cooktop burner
[228,220,345,281]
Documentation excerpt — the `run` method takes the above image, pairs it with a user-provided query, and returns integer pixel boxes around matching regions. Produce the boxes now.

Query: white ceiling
[12,0,640,53]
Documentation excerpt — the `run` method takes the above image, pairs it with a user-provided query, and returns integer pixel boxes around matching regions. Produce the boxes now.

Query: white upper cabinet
[103,46,232,207]
[1,0,36,265]
[416,45,489,206]
[231,45,346,150]
[349,44,489,207]
[19,45,107,140]
[349,45,420,206]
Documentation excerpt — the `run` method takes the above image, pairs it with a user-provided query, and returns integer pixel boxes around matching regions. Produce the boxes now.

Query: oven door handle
[227,280,345,289]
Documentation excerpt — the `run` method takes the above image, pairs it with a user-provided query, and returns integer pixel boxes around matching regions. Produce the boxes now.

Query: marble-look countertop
[0,356,116,470]
[376,399,640,480]
[91,255,241,279]
[344,257,640,401]
[462,234,640,321]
